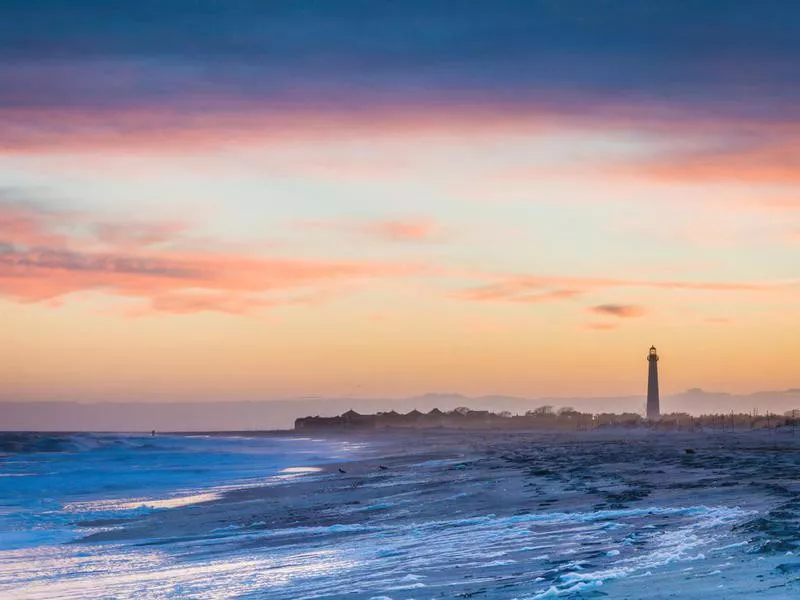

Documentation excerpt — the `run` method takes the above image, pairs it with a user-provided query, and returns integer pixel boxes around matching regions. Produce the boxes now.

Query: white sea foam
[66,492,223,512]
[1,499,758,599]
[279,466,322,474]
[0,546,358,600]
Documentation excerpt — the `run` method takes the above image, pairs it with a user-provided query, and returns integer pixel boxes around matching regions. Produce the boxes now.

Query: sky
[1,1,799,406]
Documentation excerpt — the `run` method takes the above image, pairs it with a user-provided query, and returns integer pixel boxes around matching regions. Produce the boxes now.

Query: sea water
[0,432,796,599]
[0,432,362,598]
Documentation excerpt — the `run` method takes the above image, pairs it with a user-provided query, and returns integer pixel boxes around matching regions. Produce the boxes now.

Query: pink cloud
[630,140,800,185]
[3,99,738,158]
[4,102,800,199]
[745,197,800,212]
[359,219,440,242]
[3,97,800,206]
[0,106,560,156]
[589,304,646,318]
[455,274,781,304]
[297,218,443,243]
[455,286,582,303]
[92,222,188,249]
[0,200,421,314]
[0,201,71,247]
[585,322,618,331]
[135,293,304,316]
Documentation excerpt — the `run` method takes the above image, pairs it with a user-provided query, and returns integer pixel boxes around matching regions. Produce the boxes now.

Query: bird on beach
[338,468,347,473]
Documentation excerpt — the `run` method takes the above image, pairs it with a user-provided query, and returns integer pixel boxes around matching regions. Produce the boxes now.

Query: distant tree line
[295,407,800,432]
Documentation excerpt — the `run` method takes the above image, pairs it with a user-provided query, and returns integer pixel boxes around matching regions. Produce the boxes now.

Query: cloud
[455,273,784,304]
[135,292,307,316]
[626,137,800,185]
[2,3,800,158]
[0,105,563,156]
[454,286,581,304]
[360,219,440,242]
[589,304,645,318]
[2,2,799,118]
[463,125,800,191]
[0,245,408,305]
[0,196,420,313]
[759,197,800,211]
[92,222,188,249]
[297,218,443,243]
[585,322,618,331]
[0,195,71,247]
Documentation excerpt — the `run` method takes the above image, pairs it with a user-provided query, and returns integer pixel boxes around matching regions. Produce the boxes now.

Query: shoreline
[109,431,797,596]
[4,430,799,598]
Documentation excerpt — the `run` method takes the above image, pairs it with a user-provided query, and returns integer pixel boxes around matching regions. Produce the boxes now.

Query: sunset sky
[2,1,798,404]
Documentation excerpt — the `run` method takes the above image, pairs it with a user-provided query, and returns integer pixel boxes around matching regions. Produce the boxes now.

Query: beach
[1,429,799,598]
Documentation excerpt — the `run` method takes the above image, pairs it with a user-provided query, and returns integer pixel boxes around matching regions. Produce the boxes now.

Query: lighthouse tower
[646,346,660,420]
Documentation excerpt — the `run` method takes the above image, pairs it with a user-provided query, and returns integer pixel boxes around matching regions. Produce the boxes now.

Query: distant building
[647,345,660,420]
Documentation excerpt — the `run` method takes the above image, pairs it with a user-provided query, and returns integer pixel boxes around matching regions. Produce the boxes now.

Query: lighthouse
[646,346,660,420]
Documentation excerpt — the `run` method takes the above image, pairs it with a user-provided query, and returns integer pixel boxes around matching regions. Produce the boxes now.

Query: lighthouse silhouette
[646,346,660,420]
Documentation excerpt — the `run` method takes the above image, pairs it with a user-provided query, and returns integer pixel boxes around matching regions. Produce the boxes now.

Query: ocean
[1,430,798,598]
[0,432,366,598]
